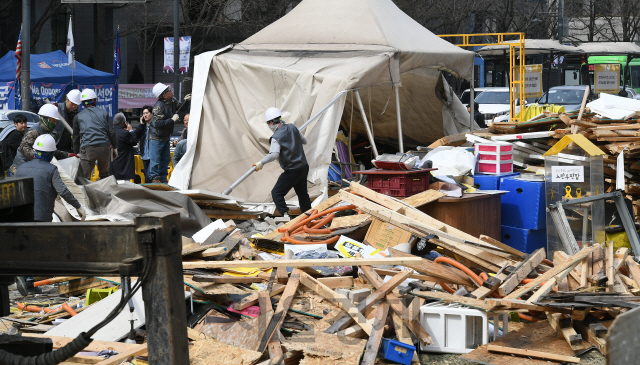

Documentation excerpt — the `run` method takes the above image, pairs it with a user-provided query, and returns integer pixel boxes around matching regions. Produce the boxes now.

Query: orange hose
[17,302,43,313]
[33,279,52,287]
[542,259,554,267]
[62,303,78,316]
[311,213,335,229]
[281,230,340,245]
[479,272,489,281]
[303,226,333,234]
[278,209,318,233]
[518,313,540,322]
[434,257,485,294]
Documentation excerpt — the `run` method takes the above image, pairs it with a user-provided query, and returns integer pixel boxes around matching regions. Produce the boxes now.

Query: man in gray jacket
[15,134,86,222]
[73,89,117,180]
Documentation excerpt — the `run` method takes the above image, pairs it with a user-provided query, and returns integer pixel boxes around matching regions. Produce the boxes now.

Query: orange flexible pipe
[281,230,340,245]
[541,259,554,267]
[280,205,355,233]
[279,209,318,233]
[311,213,335,229]
[303,226,333,234]
[17,302,43,313]
[62,303,78,316]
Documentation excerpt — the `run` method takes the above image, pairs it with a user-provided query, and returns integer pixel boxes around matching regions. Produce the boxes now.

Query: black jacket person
[253,107,311,216]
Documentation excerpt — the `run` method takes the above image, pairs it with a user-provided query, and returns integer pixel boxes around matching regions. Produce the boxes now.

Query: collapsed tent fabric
[169,0,475,203]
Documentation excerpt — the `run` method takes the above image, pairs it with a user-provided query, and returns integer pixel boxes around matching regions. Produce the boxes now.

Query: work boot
[15,277,41,297]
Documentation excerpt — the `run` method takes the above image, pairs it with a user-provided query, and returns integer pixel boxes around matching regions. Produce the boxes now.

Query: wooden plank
[325,269,412,334]
[299,271,373,335]
[390,312,420,364]
[470,277,500,300]
[258,269,302,354]
[505,244,601,299]
[361,303,390,365]
[329,214,371,229]
[94,344,148,365]
[67,355,103,364]
[479,235,525,257]
[487,344,579,363]
[388,248,474,286]
[192,246,229,258]
[607,241,615,292]
[182,257,423,269]
[431,238,504,272]
[201,302,274,351]
[487,299,572,314]
[577,86,590,121]
[58,277,112,295]
[234,284,285,311]
[596,123,640,130]
[547,312,589,353]
[498,248,545,296]
[401,189,447,208]
[360,266,432,346]
[413,291,501,312]
[625,256,640,289]
[374,268,441,283]
[192,275,263,284]
[527,260,581,303]
[317,276,354,289]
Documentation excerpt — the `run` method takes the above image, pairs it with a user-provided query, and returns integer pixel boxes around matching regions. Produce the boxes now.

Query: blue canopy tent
[0,50,117,116]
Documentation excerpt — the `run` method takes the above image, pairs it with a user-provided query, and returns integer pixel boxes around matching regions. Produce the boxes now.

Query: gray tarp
[477,39,583,56]
[169,0,475,202]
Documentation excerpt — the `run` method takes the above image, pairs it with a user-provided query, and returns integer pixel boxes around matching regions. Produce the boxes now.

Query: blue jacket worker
[73,89,117,180]
[253,107,312,216]
[15,134,86,222]
[148,83,190,183]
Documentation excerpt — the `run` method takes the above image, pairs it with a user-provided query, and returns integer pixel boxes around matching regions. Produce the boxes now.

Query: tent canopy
[0,50,116,84]
[477,39,583,56]
[169,0,475,202]
[578,42,640,55]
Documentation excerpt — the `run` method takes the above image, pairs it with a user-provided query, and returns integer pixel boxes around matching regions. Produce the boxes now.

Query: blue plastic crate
[501,225,547,254]
[379,338,415,365]
[500,178,546,230]
[472,172,519,191]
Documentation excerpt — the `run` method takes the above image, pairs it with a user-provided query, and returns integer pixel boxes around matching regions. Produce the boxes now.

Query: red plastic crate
[353,170,431,197]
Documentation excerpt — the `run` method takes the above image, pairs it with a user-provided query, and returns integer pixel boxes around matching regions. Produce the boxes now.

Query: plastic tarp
[169,0,475,203]
[578,42,640,55]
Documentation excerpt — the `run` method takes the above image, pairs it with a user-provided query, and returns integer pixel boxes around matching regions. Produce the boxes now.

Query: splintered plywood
[329,214,371,229]
[462,321,575,365]
[402,189,447,208]
[364,218,413,251]
[184,275,249,295]
[189,338,262,365]
[200,311,273,351]
[284,332,365,365]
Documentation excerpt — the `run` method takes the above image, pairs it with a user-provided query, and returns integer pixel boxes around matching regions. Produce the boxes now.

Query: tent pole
[355,90,379,157]
[394,85,403,153]
[173,0,180,98]
[470,71,475,131]
[22,0,30,112]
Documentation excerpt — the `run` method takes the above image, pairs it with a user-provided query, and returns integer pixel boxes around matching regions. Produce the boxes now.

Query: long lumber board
[504,244,601,300]
[182,257,422,269]
[389,248,475,286]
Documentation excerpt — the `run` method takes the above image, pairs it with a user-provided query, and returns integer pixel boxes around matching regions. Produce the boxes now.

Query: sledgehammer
[222,91,347,196]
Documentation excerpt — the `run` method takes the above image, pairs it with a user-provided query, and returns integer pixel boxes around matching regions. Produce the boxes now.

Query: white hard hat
[81,89,97,102]
[153,83,170,98]
[67,89,81,105]
[38,104,60,120]
[33,134,56,152]
[265,107,282,123]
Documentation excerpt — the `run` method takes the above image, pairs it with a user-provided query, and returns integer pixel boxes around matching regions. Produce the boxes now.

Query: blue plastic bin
[472,172,519,191]
[500,178,546,230]
[379,338,415,365]
[501,225,547,254]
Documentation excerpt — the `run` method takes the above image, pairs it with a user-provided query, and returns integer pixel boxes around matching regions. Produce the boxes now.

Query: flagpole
[70,16,74,86]
[22,0,30,112]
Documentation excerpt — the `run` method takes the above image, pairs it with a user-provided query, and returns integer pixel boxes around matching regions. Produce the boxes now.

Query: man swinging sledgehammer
[253,107,312,217]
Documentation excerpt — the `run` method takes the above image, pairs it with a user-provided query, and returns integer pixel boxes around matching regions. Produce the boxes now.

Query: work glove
[77,207,86,221]
[171,114,180,122]
[68,153,78,158]
[253,161,264,171]
[112,149,118,160]
[184,94,192,101]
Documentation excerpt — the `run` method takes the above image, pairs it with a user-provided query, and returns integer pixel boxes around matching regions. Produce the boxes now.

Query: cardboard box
[364,218,413,251]
[501,225,547,254]
[500,178,546,230]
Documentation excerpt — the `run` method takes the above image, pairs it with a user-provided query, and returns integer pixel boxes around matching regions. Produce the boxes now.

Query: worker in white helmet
[253,107,311,216]
[148,82,191,183]
[15,134,86,222]
[9,104,78,175]
[72,88,118,180]
[52,89,82,152]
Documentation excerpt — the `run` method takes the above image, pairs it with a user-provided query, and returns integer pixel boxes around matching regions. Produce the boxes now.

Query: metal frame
[0,210,189,363]
[438,32,526,122]
[548,190,640,255]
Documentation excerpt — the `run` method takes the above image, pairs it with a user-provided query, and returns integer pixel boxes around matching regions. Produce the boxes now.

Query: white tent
[169,0,476,203]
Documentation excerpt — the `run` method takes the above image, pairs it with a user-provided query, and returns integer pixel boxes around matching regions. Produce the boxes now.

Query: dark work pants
[271,164,312,215]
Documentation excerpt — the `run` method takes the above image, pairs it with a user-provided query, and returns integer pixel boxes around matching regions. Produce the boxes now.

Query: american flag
[15,24,22,80]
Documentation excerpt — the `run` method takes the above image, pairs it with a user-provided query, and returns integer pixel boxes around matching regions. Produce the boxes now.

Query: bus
[585,55,640,93]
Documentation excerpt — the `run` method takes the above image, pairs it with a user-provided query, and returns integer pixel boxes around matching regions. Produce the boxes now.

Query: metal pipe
[22,0,30,112]
[354,90,379,157]
[222,91,348,195]
[173,0,180,98]
[43,99,73,134]
[469,72,475,130]
[394,85,403,153]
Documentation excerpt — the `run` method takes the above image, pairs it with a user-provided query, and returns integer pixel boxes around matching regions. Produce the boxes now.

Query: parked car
[0,110,39,133]
[460,88,488,107]
[535,85,640,112]
[474,87,516,121]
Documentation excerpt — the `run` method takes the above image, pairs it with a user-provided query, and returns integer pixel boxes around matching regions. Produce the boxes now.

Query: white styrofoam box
[419,302,488,354]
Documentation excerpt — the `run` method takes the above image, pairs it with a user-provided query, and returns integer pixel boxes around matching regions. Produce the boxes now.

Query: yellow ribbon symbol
[551,187,555,200]
[576,188,582,199]
[565,186,573,200]
[596,185,600,195]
